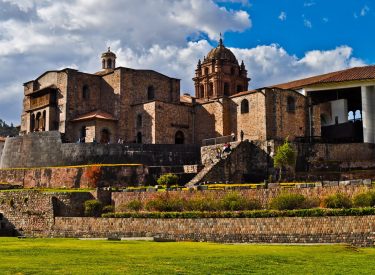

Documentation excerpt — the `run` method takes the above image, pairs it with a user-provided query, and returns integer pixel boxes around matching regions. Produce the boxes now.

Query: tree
[273,138,296,181]
[157,173,179,188]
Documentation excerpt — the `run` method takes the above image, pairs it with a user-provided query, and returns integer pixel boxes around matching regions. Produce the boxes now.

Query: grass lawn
[0,238,374,274]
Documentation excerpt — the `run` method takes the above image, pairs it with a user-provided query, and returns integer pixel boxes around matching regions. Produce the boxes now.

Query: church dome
[206,39,238,64]
[101,47,116,58]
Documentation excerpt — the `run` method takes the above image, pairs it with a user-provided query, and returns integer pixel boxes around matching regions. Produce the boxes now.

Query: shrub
[84,200,103,217]
[184,196,221,212]
[145,193,184,212]
[102,205,114,214]
[323,193,352,209]
[353,192,375,207]
[125,200,143,212]
[157,173,179,188]
[269,193,306,210]
[220,192,261,211]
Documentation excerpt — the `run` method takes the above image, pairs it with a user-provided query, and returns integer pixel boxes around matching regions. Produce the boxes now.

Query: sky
[0,0,373,124]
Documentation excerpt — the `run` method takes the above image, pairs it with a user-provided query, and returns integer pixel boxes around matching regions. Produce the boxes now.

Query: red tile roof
[71,110,117,122]
[272,65,375,90]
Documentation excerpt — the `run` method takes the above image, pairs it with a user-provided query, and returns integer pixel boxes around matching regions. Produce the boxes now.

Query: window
[204,67,209,75]
[107,59,112,69]
[102,59,105,69]
[240,99,249,114]
[199,85,204,98]
[30,114,35,132]
[100,128,111,144]
[208,82,213,97]
[224,83,230,96]
[147,86,155,100]
[335,116,339,125]
[137,114,142,128]
[82,85,89,100]
[175,131,184,144]
[236,85,243,93]
[287,96,296,113]
[136,132,142,144]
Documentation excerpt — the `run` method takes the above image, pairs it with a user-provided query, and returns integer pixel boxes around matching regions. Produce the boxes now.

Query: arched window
[147,86,155,100]
[35,112,41,130]
[224,83,230,96]
[80,126,86,142]
[136,132,142,144]
[287,96,296,112]
[208,82,213,97]
[107,59,112,69]
[240,99,249,114]
[41,110,46,130]
[30,114,35,132]
[100,128,111,144]
[82,85,89,100]
[204,67,209,75]
[321,114,328,126]
[137,114,142,128]
[348,111,354,121]
[355,110,362,121]
[199,85,204,98]
[175,131,184,144]
[236,85,243,93]
[102,59,105,69]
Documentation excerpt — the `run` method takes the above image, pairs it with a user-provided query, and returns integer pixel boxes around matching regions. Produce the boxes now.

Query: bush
[84,200,103,217]
[125,200,143,212]
[157,173,179,188]
[145,193,184,212]
[184,196,221,212]
[220,192,261,211]
[270,193,306,210]
[102,205,115,214]
[323,193,352,209]
[353,192,375,207]
[102,207,375,219]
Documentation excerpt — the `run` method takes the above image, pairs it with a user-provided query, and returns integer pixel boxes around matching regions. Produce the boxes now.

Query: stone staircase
[186,142,241,187]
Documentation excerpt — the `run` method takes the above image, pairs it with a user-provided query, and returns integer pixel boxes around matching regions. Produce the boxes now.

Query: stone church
[20,39,375,145]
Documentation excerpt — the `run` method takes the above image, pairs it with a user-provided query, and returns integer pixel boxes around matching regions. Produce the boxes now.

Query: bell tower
[101,47,116,71]
[193,37,250,100]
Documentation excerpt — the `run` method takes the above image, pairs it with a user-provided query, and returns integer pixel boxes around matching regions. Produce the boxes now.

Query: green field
[0,238,375,274]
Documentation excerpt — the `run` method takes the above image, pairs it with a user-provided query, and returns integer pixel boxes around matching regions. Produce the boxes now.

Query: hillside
[0,119,18,137]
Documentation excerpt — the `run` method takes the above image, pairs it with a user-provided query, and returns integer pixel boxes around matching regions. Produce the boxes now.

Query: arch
[30,114,35,132]
[107,59,112,69]
[204,67,209,75]
[82,85,90,100]
[348,111,354,121]
[208,82,214,97]
[236,85,243,93]
[355,110,362,120]
[100,128,111,144]
[102,59,105,69]
[136,114,142,128]
[224,83,230,96]
[41,110,46,130]
[287,96,296,112]
[35,112,41,131]
[175,131,184,144]
[240,99,249,114]
[199,85,204,98]
[147,86,155,100]
[136,132,142,144]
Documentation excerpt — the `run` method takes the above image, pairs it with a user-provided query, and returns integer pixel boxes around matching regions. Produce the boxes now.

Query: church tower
[193,37,249,100]
[101,47,116,71]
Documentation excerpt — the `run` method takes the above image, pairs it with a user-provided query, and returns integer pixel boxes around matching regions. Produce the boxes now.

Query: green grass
[0,238,374,274]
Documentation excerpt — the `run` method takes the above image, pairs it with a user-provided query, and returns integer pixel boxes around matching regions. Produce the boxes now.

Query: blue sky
[217,0,374,63]
[0,0,373,124]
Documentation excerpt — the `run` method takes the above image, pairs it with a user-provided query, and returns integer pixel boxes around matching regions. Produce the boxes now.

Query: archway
[175,131,184,144]
[136,132,142,144]
[100,128,111,144]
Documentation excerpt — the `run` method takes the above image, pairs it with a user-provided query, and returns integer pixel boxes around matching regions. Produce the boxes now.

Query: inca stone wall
[0,131,200,168]
[51,216,375,246]
[112,185,371,210]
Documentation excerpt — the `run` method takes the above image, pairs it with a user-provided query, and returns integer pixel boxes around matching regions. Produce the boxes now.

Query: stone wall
[0,191,94,236]
[0,141,4,163]
[0,131,200,168]
[0,164,147,188]
[111,185,371,210]
[51,216,375,246]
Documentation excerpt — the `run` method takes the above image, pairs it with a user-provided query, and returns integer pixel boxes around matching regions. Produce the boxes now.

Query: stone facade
[19,44,315,147]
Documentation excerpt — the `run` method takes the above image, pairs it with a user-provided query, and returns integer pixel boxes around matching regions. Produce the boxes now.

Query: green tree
[273,138,296,181]
[157,173,179,188]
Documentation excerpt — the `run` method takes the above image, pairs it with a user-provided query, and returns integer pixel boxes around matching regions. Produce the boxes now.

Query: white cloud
[360,5,370,16]
[2,0,36,12]
[304,19,312,28]
[322,17,329,23]
[278,11,287,21]
[304,1,316,7]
